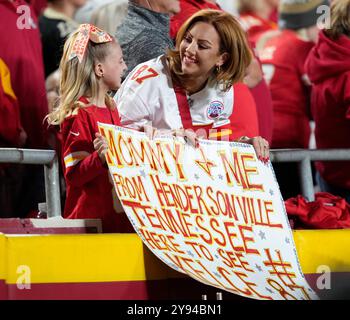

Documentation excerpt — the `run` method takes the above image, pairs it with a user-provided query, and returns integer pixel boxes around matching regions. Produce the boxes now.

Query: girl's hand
[93,132,109,164]
[239,136,270,163]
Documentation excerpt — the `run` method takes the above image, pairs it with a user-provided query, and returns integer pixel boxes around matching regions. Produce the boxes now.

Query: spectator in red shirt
[259,0,327,199]
[305,0,350,203]
[27,0,48,17]
[0,59,26,148]
[170,0,220,39]
[237,0,279,47]
[0,0,49,218]
[0,58,27,217]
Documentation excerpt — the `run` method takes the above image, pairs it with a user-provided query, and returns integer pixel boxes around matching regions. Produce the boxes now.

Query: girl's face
[100,42,127,91]
[179,22,227,80]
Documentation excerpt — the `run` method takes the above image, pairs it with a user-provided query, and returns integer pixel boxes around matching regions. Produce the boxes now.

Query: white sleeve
[115,81,153,131]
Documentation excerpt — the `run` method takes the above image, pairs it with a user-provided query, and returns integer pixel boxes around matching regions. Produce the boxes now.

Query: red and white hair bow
[68,24,113,63]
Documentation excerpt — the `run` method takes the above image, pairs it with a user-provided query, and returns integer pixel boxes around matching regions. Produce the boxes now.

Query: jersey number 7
[131,65,159,84]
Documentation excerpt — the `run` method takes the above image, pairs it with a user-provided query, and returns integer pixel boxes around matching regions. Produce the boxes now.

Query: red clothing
[230,83,259,139]
[0,59,23,146]
[0,0,48,148]
[285,192,350,229]
[239,12,277,47]
[173,83,259,141]
[260,30,314,148]
[249,79,273,143]
[170,0,220,39]
[174,85,236,141]
[269,8,278,24]
[245,40,273,143]
[61,98,132,233]
[249,47,273,143]
[305,31,350,189]
[27,0,47,17]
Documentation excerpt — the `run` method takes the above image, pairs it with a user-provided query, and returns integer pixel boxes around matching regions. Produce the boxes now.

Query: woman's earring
[216,65,221,73]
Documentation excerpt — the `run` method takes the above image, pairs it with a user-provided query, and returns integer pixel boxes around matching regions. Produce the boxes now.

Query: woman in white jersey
[116,9,270,161]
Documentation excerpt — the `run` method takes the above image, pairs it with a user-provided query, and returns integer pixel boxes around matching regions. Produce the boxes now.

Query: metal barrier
[1,147,349,217]
[270,148,350,201]
[0,148,61,218]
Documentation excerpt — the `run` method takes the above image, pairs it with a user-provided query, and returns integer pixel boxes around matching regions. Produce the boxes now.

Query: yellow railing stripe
[6,234,182,284]
[0,234,6,280]
[2,229,350,284]
[293,229,350,274]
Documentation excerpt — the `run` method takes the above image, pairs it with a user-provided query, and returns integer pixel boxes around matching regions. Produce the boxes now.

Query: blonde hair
[167,9,252,92]
[47,28,116,125]
[325,0,350,40]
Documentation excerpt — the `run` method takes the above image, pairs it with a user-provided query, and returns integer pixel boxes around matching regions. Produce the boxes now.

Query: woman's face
[179,22,227,80]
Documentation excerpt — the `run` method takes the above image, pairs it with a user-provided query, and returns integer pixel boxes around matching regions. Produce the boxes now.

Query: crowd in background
[0,0,349,231]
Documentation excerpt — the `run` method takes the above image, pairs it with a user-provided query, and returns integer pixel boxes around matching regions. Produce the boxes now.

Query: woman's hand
[93,132,109,164]
[143,124,158,140]
[239,136,270,163]
[143,125,201,148]
[173,129,200,148]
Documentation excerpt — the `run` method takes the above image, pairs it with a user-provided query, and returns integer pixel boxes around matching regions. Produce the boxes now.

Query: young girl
[47,24,130,233]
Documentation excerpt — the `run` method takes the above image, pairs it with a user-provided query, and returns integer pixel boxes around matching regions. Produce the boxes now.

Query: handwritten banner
[99,124,318,300]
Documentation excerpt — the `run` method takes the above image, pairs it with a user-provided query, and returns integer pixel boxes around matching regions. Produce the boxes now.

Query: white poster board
[99,124,318,300]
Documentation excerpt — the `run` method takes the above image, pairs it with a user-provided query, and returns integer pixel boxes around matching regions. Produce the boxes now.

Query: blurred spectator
[0,58,27,217]
[244,49,273,144]
[259,0,327,199]
[90,0,128,34]
[116,0,180,79]
[305,0,350,202]
[170,0,220,39]
[0,0,48,217]
[0,58,26,148]
[75,0,118,22]
[237,0,279,46]
[39,0,86,78]
[27,0,48,16]
[216,0,238,16]
[74,0,128,34]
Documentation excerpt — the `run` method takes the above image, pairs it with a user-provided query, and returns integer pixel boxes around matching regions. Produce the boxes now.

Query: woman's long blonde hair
[47,29,116,125]
[325,0,350,40]
[167,9,252,92]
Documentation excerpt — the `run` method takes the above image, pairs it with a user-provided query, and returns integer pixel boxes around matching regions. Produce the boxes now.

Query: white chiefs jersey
[115,55,234,131]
